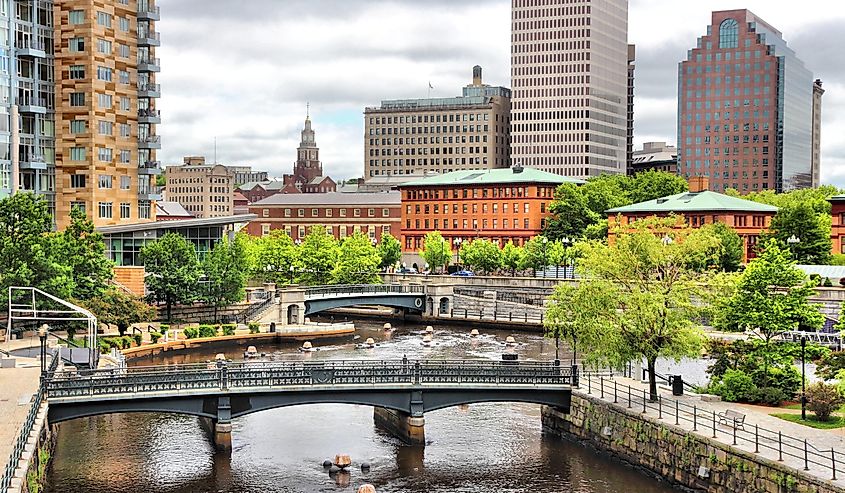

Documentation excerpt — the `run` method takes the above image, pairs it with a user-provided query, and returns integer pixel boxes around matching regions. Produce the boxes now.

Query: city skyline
[154,0,845,186]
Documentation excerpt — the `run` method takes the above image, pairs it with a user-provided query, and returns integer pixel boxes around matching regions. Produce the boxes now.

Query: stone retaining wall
[452,293,545,320]
[542,394,844,493]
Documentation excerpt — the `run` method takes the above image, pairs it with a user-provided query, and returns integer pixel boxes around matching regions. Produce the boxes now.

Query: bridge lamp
[38,324,48,375]
[541,236,549,278]
[801,336,807,421]
[787,235,800,261]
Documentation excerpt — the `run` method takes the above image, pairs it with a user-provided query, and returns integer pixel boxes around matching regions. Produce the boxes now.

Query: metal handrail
[304,284,425,298]
[581,373,845,480]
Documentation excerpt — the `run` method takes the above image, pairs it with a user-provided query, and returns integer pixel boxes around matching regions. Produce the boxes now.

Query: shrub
[150,331,162,344]
[183,327,199,339]
[248,322,260,334]
[748,386,787,406]
[824,277,834,287]
[133,333,142,346]
[817,351,845,380]
[221,324,236,336]
[120,336,133,349]
[806,382,845,422]
[751,365,801,400]
[159,324,170,333]
[198,324,217,338]
[718,369,757,402]
[98,340,111,354]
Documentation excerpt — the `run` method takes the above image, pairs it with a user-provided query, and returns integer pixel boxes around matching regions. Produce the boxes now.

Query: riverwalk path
[0,336,44,473]
[581,373,845,487]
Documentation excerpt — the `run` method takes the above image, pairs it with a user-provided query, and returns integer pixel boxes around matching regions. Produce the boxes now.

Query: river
[46,318,680,493]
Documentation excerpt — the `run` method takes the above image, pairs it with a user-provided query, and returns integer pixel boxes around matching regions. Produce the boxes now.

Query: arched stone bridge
[46,359,575,449]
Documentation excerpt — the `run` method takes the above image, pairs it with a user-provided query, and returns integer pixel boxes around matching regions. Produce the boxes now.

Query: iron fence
[305,284,425,298]
[449,307,544,325]
[580,372,844,480]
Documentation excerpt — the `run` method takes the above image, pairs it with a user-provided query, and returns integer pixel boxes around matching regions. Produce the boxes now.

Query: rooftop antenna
[214,136,217,165]
[306,101,310,118]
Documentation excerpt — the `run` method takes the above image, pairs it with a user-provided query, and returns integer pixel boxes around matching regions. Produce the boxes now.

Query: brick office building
[829,195,845,256]
[246,192,401,242]
[398,165,580,254]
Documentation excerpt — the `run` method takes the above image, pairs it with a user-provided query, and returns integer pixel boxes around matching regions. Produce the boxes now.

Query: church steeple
[300,103,316,147]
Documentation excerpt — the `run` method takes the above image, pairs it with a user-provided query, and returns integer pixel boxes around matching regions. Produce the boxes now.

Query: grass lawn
[770,413,845,429]
[783,402,845,413]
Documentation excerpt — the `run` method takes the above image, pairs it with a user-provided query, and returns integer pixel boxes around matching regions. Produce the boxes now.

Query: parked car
[450,270,475,277]
[397,267,418,274]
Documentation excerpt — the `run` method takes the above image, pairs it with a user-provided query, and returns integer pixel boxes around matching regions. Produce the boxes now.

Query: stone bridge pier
[278,286,306,326]
[373,407,425,445]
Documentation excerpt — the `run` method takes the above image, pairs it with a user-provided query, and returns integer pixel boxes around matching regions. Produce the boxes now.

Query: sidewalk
[0,359,42,470]
[579,374,845,486]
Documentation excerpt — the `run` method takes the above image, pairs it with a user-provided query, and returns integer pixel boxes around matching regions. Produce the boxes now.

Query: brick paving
[579,374,845,487]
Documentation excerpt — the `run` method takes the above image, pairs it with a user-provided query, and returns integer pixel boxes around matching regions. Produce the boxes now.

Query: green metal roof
[606,190,779,214]
[399,167,584,187]
[829,194,845,202]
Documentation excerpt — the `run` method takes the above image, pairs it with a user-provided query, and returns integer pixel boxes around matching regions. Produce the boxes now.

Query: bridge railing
[45,360,575,398]
[304,284,425,298]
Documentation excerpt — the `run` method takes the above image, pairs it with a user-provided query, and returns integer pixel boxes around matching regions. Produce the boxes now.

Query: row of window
[369,146,491,157]
[405,186,550,200]
[368,124,492,136]
[70,200,151,220]
[368,157,491,167]
[69,9,132,32]
[263,207,392,219]
[261,223,392,240]
[407,202,544,215]
[368,113,491,125]
[407,217,533,231]
[68,93,132,111]
[369,135,493,146]
[68,147,132,163]
[70,174,134,190]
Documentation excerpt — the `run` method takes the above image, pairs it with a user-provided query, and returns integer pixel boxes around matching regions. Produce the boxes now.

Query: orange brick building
[606,177,778,260]
[398,166,580,254]
[830,195,845,255]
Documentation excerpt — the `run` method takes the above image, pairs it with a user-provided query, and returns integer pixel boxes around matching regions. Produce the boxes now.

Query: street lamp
[561,237,571,279]
[801,335,807,420]
[402,262,407,279]
[661,235,674,246]
[38,324,48,375]
[454,238,463,269]
[541,236,549,278]
[787,235,800,261]
[289,264,295,285]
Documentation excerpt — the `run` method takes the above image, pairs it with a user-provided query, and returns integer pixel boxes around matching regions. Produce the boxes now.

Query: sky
[155,0,845,187]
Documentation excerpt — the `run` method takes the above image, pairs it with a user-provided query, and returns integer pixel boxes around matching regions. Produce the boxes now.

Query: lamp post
[38,324,48,375]
[402,262,407,280]
[288,264,295,285]
[454,238,463,269]
[787,235,800,261]
[561,237,571,279]
[801,335,807,420]
[541,236,549,278]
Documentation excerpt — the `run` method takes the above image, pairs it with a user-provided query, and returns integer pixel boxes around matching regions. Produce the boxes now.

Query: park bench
[717,409,746,430]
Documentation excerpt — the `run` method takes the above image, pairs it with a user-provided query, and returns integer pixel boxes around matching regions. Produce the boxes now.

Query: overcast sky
[155,0,845,187]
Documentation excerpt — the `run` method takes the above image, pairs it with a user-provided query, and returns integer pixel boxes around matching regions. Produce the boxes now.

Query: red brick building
[246,192,401,242]
[830,195,845,255]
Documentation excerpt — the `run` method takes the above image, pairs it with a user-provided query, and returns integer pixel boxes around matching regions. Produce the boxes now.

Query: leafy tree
[377,233,402,270]
[806,382,845,422]
[140,233,202,322]
[501,240,524,277]
[520,236,552,275]
[296,226,339,285]
[764,201,832,265]
[53,207,114,300]
[459,239,502,275]
[580,174,631,219]
[82,287,156,336]
[201,235,250,322]
[714,243,823,385]
[545,183,597,241]
[0,193,74,311]
[627,170,688,204]
[419,231,451,273]
[728,185,839,215]
[333,232,382,285]
[546,226,716,400]
[254,230,298,285]
[698,222,743,272]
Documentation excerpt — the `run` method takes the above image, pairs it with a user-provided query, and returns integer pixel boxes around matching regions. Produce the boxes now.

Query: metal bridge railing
[580,372,844,481]
[45,360,575,399]
[304,284,425,298]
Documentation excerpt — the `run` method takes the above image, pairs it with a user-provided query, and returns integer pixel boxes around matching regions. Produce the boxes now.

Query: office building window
[120,97,130,111]
[120,202,130,219]
[120,123,131,137]
[118,44,129,58]
[719,19,739,49]
[119,17,130,31]
[98,202,113,219]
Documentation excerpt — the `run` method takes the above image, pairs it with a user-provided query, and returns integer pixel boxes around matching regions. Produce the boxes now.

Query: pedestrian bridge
[45,359,575,448]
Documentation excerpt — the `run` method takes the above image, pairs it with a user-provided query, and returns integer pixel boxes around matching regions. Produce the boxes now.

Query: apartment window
[69,93,85,106]
[262,208,269,218]
[98,202,113,219]
[96,66,112,81]
[261,224,271,236]
[97,94,112,109]
[118,70,129,84]
[326,209,333,217]
[284,208,291,217]
[69,65,85,79]
[98,174,112,189]
[70,201,85,214]
[118,44,129,58]
[120,175,130,190]
[297,208,304,218]
[353,208,361,217]
[368,208,375,217]
[120,202,130,219]
[97,147,113,162]
[119,17,130,32]
[119,150,130,163]
[382,208,389,217]
[98,120,113,135]
[70,120,86,134]
[69,37,84,52]
[311,209,318,217]
[70,147,86,161]
[340,208,347,217]
[96,39,112,54]
[70,174,86,188]
[69,10,84,24]
[138,201,151,219]
[298,226,305,238]
[120,97,130,111]
[96,11,111,27]
[120,123,130,137]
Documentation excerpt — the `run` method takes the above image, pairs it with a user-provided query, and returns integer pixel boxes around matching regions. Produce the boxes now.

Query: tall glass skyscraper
[678,9,818,193]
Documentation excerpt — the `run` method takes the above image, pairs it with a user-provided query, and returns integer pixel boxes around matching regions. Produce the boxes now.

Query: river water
[46,318,680,493]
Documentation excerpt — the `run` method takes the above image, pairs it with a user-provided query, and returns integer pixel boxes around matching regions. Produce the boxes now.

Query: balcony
[137,56,160,73]
[138,160,162,175]
[138,108,161,124]
[137,4,160,21]
[137,190,162,201]
[19,156,47,171]
[18,97,47,114]
[137,30,161,47]
[137,82,161,98]
[138,135,161,149]
[16,39,46,58]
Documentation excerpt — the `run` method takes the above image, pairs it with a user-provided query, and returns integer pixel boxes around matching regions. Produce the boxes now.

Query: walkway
[0,360,41,471]
[580,374,845,486]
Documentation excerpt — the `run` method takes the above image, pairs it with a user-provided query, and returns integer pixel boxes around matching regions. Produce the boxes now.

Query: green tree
[520,236,551,275]
[254,230,298,285]
[764,202,832,265]
[82,287,156,336]
[296,226,339,285]
[459,239,502,275]
[0,193,73,310]
[501,240,524,277]
[627,170,689,204]
[546,226,715,400]
[419,231,451,273]
[714,243,824,385]
[377,233,402,270]
[201,235,250,322]
[544,183,597,241]
[697,222,743,272]
[53,207,114,300]
[333,232,382,284]
[140,233,202,321]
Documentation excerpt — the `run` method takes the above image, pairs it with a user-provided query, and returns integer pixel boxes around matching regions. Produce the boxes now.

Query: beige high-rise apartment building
[811,79,824,188]
[165,157,234,218]
[53,0,161,229]
[511,0,629,178]
[363,66,511,180]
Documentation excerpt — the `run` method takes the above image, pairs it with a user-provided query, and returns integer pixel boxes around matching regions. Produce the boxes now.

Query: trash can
[671,375,684,396]
[269,322,276,333]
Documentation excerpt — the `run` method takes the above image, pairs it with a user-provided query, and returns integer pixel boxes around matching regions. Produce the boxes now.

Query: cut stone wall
[451,293,545,320]
[542,394,844,493]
